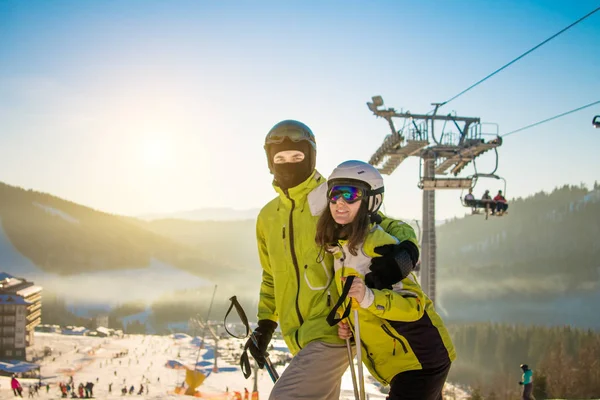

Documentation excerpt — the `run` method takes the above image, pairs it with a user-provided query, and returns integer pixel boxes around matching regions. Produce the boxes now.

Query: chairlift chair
[460,174,507,220]
[593,115,600,128]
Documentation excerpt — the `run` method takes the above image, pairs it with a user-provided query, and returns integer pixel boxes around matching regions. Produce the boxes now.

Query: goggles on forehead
[328,185,365,204]
[265,127,314,145]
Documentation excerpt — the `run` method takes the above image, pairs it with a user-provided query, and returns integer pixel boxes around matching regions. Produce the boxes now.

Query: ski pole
[352,297,366,400]
[345,329,360,400]
[325,275,362,399]
[336,296,359,400]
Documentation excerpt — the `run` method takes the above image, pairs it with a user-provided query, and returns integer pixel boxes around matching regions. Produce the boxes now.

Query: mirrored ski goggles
[328,185,365,204]
[265,127,314,145]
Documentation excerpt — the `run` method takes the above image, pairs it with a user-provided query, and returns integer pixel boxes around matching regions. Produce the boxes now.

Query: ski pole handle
[346,273,361,310]
[249,333,279,383]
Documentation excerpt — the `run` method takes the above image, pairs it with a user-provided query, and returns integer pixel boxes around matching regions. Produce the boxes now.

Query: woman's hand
[338,321,352,340]
[342,276,367,303]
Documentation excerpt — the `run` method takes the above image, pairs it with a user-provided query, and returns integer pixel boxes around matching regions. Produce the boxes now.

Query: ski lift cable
[438,5,600,108]
[502,99,600,137]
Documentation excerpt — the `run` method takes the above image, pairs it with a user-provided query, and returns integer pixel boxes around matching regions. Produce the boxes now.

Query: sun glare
[140,136,172,167]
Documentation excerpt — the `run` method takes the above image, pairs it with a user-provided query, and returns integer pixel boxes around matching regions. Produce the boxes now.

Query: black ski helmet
[520,364,529,370]
[264,120,317,173]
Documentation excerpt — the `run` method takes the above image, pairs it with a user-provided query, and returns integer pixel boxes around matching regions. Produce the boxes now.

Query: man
[464,188,476,207]
[481,189,495,215]
[248,120,421,399]
[518,364,534,400]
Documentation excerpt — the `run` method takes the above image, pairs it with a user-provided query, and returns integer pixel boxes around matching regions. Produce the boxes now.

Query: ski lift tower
[366,96,502,304]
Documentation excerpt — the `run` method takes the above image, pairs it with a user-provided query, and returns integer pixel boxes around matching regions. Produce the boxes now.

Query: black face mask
[272,159,313,190]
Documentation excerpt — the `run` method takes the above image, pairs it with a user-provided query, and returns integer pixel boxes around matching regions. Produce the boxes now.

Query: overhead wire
[381,6,599,192]
[502,100,600,137]
[438,5,600,108]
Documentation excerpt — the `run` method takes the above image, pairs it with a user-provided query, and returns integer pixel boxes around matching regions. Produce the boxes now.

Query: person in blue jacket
[518,364,534,400]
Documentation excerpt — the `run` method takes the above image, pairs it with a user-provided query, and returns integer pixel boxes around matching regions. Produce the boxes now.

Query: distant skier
[85,381,94,398]
[518,364,534,400]
[11,375,23,397]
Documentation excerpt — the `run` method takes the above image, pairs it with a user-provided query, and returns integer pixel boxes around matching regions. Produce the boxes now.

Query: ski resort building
[0,273,42,360]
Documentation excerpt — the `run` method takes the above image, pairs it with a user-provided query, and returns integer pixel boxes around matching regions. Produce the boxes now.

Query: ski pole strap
[326,275,355,326]
[224,295,279,382]
[224,296,251,339]
[223,296,256,379]
[239,339,253,379]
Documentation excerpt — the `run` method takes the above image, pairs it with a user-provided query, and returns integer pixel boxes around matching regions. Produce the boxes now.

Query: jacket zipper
[285,190,304,350]
[358,339,389,386]
[381,324,409,354]
[282,225,287,253]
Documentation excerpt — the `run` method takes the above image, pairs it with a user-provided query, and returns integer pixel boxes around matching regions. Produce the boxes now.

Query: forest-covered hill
[0,181,258,297]
[145,183,600,328]
[2,180,599,330]
[437,184,600,328]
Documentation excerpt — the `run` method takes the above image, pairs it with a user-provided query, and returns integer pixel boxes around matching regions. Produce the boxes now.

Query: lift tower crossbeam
[366,96,501,305]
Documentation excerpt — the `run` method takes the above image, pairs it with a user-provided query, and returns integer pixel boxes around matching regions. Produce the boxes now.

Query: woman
[316,160,456,400]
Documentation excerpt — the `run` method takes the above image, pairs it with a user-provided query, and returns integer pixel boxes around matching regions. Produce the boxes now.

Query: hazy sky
[1,0,599,220]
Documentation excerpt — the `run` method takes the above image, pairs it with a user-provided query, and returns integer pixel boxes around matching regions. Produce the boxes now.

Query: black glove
[365,241,419,290]
[518,382,523,385]
[246,319,277,369]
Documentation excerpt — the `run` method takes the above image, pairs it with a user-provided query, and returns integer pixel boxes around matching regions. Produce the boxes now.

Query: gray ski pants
[269,340,349,400]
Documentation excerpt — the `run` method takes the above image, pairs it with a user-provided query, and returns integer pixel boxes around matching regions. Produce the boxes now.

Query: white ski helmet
[328,160,384,214]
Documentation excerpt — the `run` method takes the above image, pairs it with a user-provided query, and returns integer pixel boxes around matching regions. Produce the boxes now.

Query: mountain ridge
[0,181,257,309]
[138,207,261,221]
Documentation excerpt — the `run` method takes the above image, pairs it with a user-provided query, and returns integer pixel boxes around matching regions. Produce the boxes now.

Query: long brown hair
[315,200,371,256]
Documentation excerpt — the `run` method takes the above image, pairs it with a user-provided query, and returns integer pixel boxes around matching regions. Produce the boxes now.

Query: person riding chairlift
[464,188,475,207]
[480,189,496,216]
[494,190,508,215]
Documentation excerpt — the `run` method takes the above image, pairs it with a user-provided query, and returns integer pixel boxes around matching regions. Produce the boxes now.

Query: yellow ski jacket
[330,225,456,385]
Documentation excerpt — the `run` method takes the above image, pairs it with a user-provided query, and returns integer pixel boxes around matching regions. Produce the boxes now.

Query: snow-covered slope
[32,202,80,224]
[0,217,41,276]
[0,332,470,400]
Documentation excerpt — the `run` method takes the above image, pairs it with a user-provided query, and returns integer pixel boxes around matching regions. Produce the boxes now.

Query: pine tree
[533,372,549,399]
